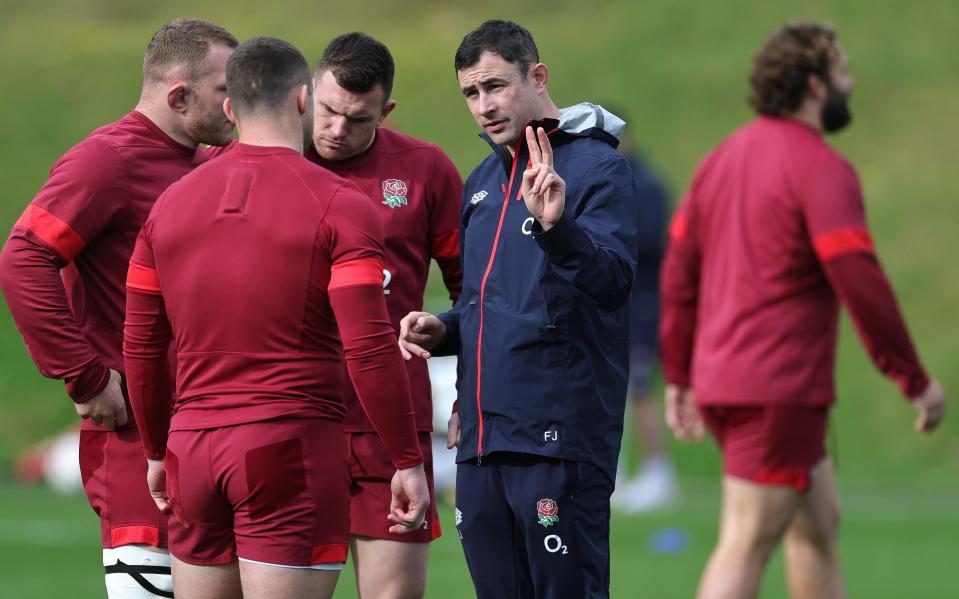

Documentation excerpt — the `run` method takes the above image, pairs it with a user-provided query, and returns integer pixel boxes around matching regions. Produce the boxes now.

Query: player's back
[147,144,369,428]
[687,116,850,405]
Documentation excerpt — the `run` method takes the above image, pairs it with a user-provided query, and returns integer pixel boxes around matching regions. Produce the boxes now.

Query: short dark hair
[454,20,539,78]
[748,21,839,116]
[226,37,312,116]
[316,33,395,100]
[143,18,238,84]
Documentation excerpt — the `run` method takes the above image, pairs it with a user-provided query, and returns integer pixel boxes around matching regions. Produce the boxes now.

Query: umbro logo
[470,190,488,205]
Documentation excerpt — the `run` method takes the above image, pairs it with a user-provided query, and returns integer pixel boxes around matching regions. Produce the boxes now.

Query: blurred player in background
[306,32,462,599]
[660,21,946,599]
[0,18,237,598]
[123,36,429,599]
[605,109,676,514]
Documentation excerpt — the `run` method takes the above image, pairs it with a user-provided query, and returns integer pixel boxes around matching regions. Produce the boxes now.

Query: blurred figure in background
[606,108,676,514]
[660,21,946,599]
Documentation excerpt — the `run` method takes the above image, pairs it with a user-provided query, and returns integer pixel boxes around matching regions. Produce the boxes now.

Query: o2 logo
[544,535,568,555]
[383,269,392,295]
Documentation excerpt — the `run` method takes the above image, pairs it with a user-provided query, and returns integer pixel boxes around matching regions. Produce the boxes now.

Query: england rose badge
[381,178,408,208]
[536,498,559,528]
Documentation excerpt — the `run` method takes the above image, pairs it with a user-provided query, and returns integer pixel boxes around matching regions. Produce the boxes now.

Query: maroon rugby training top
[0,111,208,430]
[308,126,463,432]
[123,143,422,469]
[660,116,928,406]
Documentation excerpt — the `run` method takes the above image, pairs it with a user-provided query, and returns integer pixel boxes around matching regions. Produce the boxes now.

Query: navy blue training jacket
[436,103,640,481]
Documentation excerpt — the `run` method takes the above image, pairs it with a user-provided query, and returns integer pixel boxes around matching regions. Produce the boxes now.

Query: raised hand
[521,126,566,231]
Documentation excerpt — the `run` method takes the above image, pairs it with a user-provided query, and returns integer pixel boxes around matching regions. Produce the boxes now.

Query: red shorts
[700,405,829,493]
[346,431,441,542]
[80,427,167,548]
[165,417,349,567]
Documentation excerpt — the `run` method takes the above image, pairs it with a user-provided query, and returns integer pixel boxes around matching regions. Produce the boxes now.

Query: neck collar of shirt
[233,143,302,157]
[129,111,197,157]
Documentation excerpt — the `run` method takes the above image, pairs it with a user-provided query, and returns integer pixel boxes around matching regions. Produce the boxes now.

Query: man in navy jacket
[399,20,639,599]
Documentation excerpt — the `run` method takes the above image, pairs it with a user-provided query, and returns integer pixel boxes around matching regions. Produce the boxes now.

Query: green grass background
[0,0,956,596]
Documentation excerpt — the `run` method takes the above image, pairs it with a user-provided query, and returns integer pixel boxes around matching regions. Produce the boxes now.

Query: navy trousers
[454,452,613,599]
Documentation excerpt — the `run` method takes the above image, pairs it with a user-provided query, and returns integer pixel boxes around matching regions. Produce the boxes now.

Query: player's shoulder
[374,127,453,163]
[375,126,435,152]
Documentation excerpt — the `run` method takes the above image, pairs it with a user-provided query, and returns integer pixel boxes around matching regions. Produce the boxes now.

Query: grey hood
[559,102,626,141]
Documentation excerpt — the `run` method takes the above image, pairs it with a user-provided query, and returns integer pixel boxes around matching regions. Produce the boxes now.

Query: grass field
[0,0,957,596]
[2,479,958,598]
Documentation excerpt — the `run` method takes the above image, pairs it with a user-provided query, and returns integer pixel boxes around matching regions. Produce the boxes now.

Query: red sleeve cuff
[65,361,111,404]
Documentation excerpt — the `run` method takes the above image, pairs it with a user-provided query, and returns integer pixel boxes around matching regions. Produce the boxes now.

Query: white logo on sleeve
[470,190,488,205]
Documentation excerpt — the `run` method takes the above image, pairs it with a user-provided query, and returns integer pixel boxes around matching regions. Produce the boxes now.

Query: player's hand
[146,458,171,514]
[913,378,945,433]
[520,126,566,231]
[387,464,431,534]
[398,311,446,360]
[75,369,127,429]
[665,384,704,443]
[447,411,460,449]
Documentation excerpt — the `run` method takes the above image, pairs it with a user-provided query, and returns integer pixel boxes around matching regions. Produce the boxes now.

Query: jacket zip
[474,134,525,463]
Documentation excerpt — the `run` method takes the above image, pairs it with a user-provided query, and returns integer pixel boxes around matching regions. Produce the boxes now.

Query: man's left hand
[521,126,566,231]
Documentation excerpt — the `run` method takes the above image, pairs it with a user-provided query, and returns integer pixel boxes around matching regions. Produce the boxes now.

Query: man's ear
[806,73,828,103]
[297,84,310,115]
[379,100,397,125]
[167,82,191,114]
[223,97,237,125]
[530,63,550,92]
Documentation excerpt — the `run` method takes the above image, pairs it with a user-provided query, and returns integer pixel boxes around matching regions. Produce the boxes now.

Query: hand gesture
[387,464,431,534]
[521,126,566,231]
[398,311,446,360]
[75,369,127,429]
[665,384,704,443]
[913,378,945,433]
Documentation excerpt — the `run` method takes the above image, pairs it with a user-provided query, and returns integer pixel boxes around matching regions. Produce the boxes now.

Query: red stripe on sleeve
[126,262,161,294]
[14,204,87,262]
[668,212,688,241]
[328,257,384,290]
[431,228,460,260]
[813,227,875,262]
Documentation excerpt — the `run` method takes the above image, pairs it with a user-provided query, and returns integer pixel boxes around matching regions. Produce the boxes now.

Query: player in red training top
[306,33,462,599]
[123,37,430,599]
[0,18,237,599]
[660,22,946,599]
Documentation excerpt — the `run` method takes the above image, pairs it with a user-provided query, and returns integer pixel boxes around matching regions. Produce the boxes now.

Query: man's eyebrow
[319,101,374,120]
[461,76,509,94]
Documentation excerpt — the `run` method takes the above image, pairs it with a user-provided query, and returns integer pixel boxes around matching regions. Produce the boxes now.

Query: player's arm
[524,128,639,311]
[326,183,429,531]
[122,220,174,461]
[326,184,423,469]
[659,199,700,390]
[803,156,939,419]
[428,148,464,302]
[659,194,704,442]
[0,141,126,406]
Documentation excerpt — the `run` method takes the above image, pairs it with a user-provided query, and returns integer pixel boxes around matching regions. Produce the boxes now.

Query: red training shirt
[307,127,463,432]
[122,143,422,469]
[660,116,928,406]
[0,111,209,430]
